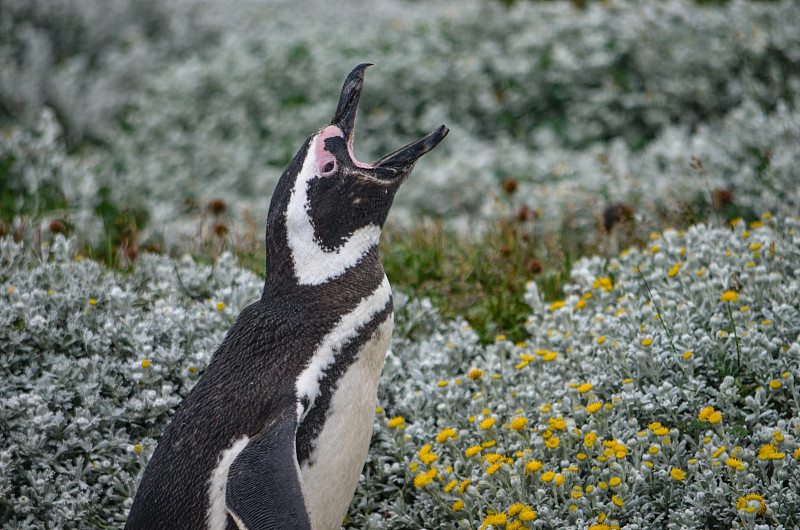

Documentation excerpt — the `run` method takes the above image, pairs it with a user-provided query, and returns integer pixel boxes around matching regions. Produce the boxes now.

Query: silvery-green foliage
[0,236,262,527]
[348,216,800,529]
[0,0,225,143]
[3,218,800,527]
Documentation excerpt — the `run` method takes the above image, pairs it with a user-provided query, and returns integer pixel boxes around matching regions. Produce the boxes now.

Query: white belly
[299,314,393,530]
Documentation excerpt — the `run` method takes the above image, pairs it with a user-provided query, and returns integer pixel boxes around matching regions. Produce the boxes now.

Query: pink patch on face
[316,126,342,177]
[315,124,374,174]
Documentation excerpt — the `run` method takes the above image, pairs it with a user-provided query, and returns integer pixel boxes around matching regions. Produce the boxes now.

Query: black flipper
[226,413,313,529]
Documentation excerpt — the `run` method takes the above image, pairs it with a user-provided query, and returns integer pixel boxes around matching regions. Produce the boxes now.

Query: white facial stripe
[295,275,392,421]
[286,133,382,286]
[207,435,250,530]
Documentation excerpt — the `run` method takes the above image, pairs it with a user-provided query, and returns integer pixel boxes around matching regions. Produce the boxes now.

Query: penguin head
[266,64,448,286]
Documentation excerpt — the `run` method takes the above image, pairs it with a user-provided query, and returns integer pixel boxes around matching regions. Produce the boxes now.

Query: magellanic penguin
[125,64,448,530]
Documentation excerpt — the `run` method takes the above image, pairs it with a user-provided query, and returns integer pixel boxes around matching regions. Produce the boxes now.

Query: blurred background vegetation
[2,0,799,343]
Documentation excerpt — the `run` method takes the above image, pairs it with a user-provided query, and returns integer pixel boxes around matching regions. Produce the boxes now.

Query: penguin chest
[299,314,393,530]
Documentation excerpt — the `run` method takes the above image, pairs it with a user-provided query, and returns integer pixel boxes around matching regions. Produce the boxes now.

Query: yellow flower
[757,443,785,460]
[670,467,686,481]
[541,471,556,482]
[388,416,405,428]
[648,446,659,454]
[543,351,558,362]
[549,300,566,310]
[480,417,496,430]
[596,336,607,344]
[507,503,524,517]
[216,302,226,310]
[507,521,522,530]
[444,479,457,492]
[466,445,482,458]
[511,417,528,431]
[545,436,560,449]
[667,263,681,277]
[487,463,502,474]
[683,351,693,359]
[436,428,457,443]
[708,412,722,424]
[548,417,566,430]
[483,513,508,526]
[495,334,507,342]
[609,477,621,487]
[749,242,761,250]
[641,338,652,346]
[88,298,98,305]
[586,402,602,414]
[413,467,437,488]
[519,508,537,521]
[141,359,151,368]
[133,444,142,453]
[653,427,669,436]
[698,406,717,422]
[468,369,484,380]
[459,479,471,493]
[555,474,566,485]
[720,291,738,302]
[484,453,501,464]
[525,460,543,474]
[452,500,464,511]
[725,457,744,470]
[584,432,597,447]
[612,495,624,506]
[743,494,767,515]
[578,382,593,393]
[769,379,782,389]
[592,277,613,292]
[438,380,449,387]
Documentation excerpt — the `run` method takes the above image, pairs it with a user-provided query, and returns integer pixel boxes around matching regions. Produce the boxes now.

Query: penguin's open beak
[331,64,448,173]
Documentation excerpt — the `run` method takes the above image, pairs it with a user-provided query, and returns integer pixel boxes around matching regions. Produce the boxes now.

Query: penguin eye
[318,154,337,177]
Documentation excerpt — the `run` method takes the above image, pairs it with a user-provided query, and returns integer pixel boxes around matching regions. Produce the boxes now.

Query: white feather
[207,435,250,530]
[295,275,392,420]
[300,314,394,530]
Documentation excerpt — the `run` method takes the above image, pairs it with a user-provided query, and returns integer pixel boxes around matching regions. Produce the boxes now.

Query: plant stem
[637,268,678,355]
[727,302,741,373]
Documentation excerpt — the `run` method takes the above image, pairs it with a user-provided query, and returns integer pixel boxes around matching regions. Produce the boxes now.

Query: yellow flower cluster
[735,493,766,515]
[414,467,437,488]
[436,428,457,443]
[419,444,439,464]
[757,443,785,460]
[698,406,722,424]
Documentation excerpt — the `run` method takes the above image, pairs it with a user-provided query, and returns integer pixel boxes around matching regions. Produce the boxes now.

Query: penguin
[125,64,448,530]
